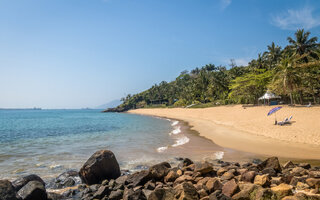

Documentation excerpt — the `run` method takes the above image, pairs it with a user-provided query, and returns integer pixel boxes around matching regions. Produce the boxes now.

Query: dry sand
[128,105,320,160]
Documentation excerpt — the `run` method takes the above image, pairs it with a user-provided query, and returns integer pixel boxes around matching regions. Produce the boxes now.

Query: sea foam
[214,151,224,160]
[171,126,181,135]
[157,146,168,153]
[172,136,190,147]
[171,121,179,126]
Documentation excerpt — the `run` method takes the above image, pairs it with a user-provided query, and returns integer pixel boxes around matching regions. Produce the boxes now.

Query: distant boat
[33,107,42,110]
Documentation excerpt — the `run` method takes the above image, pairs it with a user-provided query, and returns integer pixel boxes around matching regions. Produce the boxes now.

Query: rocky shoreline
[1,150,320,200]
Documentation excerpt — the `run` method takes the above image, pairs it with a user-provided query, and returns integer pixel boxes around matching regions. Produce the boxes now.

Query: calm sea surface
[0,109,235,181]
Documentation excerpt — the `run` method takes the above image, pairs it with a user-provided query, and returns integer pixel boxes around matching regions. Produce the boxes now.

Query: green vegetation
[114,29,320,111]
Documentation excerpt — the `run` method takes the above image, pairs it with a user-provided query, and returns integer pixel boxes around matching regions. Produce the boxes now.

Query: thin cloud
[271,7,320,30]
[220,0,231,10]
[233,58,249,66]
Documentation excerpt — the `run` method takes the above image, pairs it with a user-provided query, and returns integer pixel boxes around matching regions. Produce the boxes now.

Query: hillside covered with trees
[107,29,320,112]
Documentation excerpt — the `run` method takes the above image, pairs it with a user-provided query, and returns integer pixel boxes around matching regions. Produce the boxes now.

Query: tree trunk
[299,90,303,105]
[289,93,293,105]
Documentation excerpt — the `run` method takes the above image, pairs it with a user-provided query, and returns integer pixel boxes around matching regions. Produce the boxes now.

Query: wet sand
[128,105,320,161]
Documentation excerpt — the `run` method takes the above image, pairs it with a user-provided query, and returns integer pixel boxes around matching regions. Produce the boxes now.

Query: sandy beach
[128,105,320,160]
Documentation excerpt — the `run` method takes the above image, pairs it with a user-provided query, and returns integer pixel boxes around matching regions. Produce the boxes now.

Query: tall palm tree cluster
[117,29,320,111]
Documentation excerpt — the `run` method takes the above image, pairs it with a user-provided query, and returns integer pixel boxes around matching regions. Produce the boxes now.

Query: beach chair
[277,116,293,126]
[277,117,288,126]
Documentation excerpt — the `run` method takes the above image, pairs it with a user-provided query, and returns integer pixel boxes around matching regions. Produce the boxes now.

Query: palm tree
[265,42,282,69]
[287,29,319,61]
[269,56,300,105]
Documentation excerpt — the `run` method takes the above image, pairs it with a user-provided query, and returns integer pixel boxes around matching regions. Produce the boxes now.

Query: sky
[1,0,320,109]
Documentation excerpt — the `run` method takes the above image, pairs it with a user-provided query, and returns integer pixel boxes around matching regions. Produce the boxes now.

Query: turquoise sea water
[0,109,227,181]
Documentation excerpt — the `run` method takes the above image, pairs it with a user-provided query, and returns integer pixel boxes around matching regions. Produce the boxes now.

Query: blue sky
[1,0,320,108]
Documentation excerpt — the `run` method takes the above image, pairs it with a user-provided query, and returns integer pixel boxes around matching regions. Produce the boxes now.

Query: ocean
[0,109,234,181]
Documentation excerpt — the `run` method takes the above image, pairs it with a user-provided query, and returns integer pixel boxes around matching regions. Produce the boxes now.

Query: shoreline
[128,106,320,161]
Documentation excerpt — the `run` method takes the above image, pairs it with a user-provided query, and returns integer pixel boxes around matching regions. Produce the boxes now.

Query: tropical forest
[110,29,320,112]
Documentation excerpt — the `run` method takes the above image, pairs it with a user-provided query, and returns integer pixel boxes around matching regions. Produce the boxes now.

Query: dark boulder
[148,187,175,200]
[17,180,47,200]
[123,187,146,200]
[47,170,80,189]
[257,157,282,173]
[149,162,171,180]
[92,185,109,199]
[126,170,151,187]
[0,180,17,200]
[174,182,199,200]
[109,189,124,200]
[12,174,45,192]
[194,161,213,175]
[79,150,121,185]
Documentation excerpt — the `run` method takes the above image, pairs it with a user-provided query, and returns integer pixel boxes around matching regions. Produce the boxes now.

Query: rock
[109,189,123,200]
[217,168,228,176]
[184,171,194,176]
[198,189,208,199]
[17,180,47,200]
[205,178,222,193]
[289,176,307,186]
[47,170,79,189]
[12,174,45,191]
[194,162,213,175]
[123,187,146,200]
[220,172,234,181]
[261,167,277,177]
[184,158,194,166]
[149,162,171,180]
[92,185,109,199]
[174,175,194,185]
[47,192,66,200]
[142,189,153,199]
[165,171,179,183]
[196,177,210,186]
[257,157,282,173]
[126,170,151,187]
[177,170,183,176]
[281,196,299,200]
[296,182,309,190]
[148,187,175,200]
[0,180,17,200]
[79,150,121,185]
[182,164,195,172]
[306,178,320,187]
[291,167,307,176]
[115,175,127,186]
[254,174,270,187]
[271,177,283,185]
[232,183,259,200]
[283,161,295,169]
[298,163,311,169]
[254,188,273,200]
[174,182,199,200]
[221,179,239,197]
[271,183,293,199]
[144,180,156,190]
[240,171,256,183]
[252,158,263,165]
[309,171,320,178]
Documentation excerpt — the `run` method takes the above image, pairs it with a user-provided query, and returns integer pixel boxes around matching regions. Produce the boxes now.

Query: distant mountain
[96,99,122,109]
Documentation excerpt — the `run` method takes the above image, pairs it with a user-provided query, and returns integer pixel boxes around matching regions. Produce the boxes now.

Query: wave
[172,136,190,147]
[214,151,224,160]
[171,121,179,126]
[171,126,181,135]
[156,146,168,153]
[49,164,63,170]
